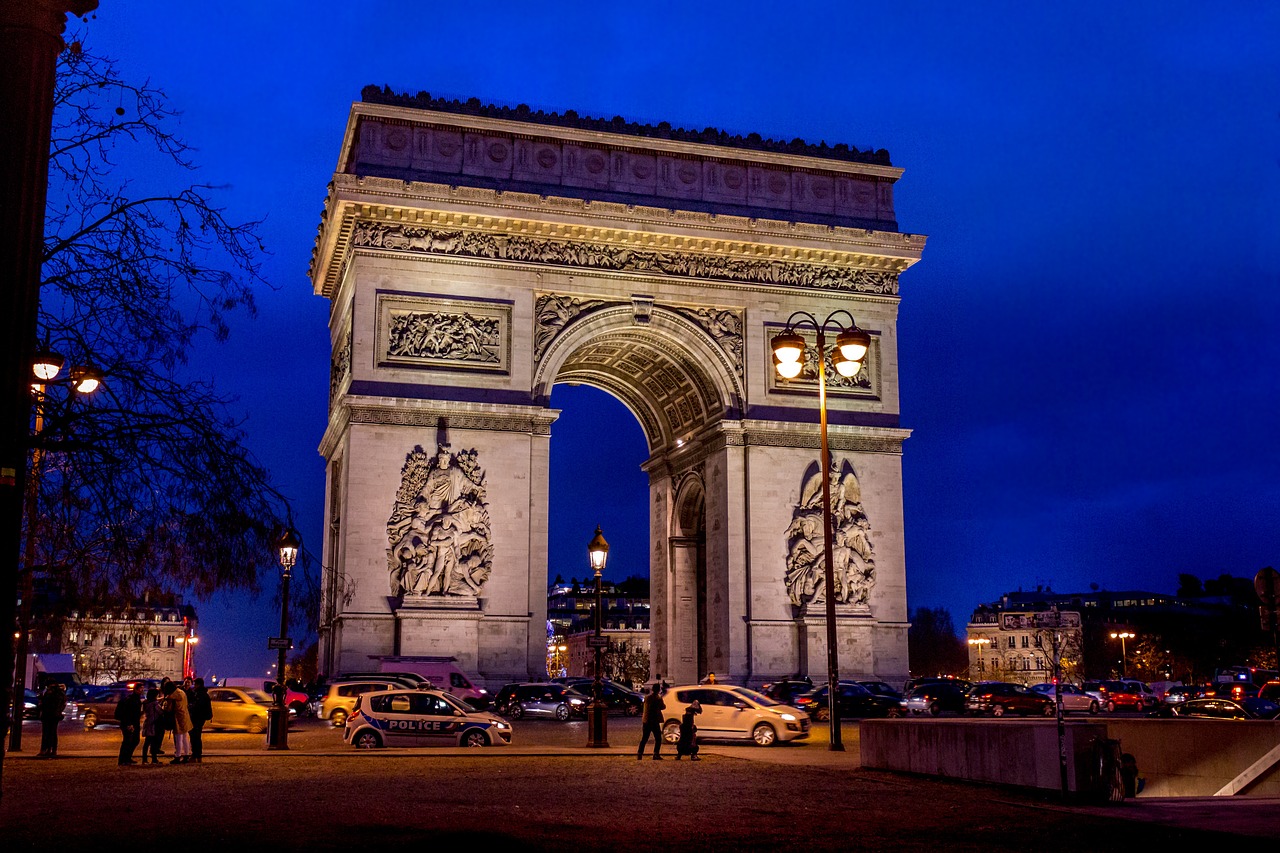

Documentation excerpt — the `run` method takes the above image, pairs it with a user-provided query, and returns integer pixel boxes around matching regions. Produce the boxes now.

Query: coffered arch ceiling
[538,308,741,453]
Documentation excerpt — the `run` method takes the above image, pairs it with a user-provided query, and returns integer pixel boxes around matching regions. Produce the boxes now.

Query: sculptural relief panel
[377,294,511,373]
[764,326,879,398]
[784,457,877,610]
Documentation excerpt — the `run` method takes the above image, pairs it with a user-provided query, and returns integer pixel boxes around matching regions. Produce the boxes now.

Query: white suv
[344,688,512,748]
[660,684,810,747]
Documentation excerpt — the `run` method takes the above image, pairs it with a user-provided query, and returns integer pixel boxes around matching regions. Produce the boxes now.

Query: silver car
[1030,682,1100,714]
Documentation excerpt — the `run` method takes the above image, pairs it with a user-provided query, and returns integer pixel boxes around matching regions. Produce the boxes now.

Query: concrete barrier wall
[1102,719,1280,797]
[860,718,1280,798]
[859,719,1107,793]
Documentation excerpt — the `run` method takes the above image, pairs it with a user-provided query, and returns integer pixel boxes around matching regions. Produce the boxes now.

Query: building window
[1007,636,1016,649]
[69,631,78,643]
[103,635,113,647]
[1021,635,1029,648]
[153,635,161,648]
[134,634,143,648]
[167,635,175,648]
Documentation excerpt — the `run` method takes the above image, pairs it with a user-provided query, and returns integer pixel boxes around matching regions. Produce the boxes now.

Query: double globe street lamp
[1110,631,1135,678]
[771,310,870,752]
[9,347,101,752]
[586,526,610,748]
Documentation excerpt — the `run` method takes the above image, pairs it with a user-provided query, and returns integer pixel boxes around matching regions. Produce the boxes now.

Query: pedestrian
[676,700,701,761]
[37,680,67,758]
[115,682,145,765]
[141,687,162,764]
[188,677,212,764]
[636,682,666,760]
[158,677,175,754]
[162,681,193,764]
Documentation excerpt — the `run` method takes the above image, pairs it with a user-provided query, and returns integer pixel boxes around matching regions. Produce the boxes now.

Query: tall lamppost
[267,527,298,750]
[771,310,869,753]
[968,637,990,678]
[176,626,198,680]
[9,347,100,752]
[586,526,609,748]
[1110,631,1135,678]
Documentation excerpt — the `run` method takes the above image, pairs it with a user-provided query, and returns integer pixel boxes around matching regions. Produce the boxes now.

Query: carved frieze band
[350,219,899,295]
[348,406,554,436]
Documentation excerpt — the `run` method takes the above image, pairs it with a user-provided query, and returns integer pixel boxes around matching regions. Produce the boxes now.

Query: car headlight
[569,697,585,705]
[779,713,797,721]
[492,720,509,729]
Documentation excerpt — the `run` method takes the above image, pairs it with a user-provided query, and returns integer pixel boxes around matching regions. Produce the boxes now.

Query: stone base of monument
[396,597,483,671]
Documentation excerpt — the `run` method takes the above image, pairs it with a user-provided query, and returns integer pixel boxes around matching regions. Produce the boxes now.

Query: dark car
[22,688,39,720]
[1173,697,1280,720]
[761,678,816,705]
[556,678,644,716]
[965,682,1054,717]
[791,682,903,721]
[902,676,972,696]
[80,687,130,729]
[903,682,968,716]
[856,680,903,701]
[493,683,590,721]
[1159,684,1212,710]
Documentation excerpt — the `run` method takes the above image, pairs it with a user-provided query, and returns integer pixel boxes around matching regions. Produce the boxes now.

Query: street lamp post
[266,527,298,750]
[771,310,869,753]
[586,526,609,748]
[9,348,100,752]
[968,637,990,678]
[1110,631,1135,678]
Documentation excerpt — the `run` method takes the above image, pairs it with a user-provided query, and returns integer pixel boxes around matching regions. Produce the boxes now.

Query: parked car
[343,687,512,748]
[791,682,903,721]
[1172,697,1280,721]
[206,686,284,733]
[1089,680,1152,712]
[80,687,129,729]
[1159,684,1212,710]
[318,679,406,726]
[856,680,903,701]
[22,688,38,720]
[659,684,810,747]
[493,683,589,721]
[555,678,644,716]
[903,682,968,717]
[761,678,816,705]
[902,676,972,696]
[966,682,1054,717]
[1258,681,1280,703]
[1213,682,1259,702]
[1029,682,1100,714]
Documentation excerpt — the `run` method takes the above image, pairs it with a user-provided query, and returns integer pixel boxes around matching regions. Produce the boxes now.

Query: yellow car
[207,687,285,733]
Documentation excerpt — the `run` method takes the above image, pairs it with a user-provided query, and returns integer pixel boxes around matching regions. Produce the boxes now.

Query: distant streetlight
[586,526,609,748]
[9,347,101,752]
[1110,631,1135,678]
[266,527,299,750]
[772,310,869,753]
[968,637,990,676]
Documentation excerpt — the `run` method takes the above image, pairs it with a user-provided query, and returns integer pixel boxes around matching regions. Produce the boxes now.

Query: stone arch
[533,305,744,453]
[669,471,709,681]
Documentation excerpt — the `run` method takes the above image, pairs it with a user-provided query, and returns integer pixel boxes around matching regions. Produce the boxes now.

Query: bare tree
[30,41,301,619]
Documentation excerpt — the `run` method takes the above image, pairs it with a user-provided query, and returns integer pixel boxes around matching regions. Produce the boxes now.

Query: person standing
[636,682,666,760]
[675,700,701,761]
[114,682,144,765]
[162,681,193,764]
[188,677,212,764]
[141,687,162,765]
[37,681,67,758]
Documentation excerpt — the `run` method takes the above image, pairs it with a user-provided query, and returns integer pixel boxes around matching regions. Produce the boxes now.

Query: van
[371,656,489,708]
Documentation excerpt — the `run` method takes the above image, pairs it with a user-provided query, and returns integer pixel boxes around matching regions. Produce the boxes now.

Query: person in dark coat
[188,677,212,763]
[675,700,701,761]
[141,687,162,764]
[114,682,145,765]
[37,681,67,758]
[636,682,666,760]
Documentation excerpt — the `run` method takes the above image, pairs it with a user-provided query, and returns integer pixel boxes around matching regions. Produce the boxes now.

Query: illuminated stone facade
[312,93,925,689]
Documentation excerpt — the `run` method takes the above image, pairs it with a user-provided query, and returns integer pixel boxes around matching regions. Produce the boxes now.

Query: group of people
[636,680,701,762]
[114,676,212,766]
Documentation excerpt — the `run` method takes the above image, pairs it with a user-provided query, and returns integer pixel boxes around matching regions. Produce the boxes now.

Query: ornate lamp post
[771,310,869,752]
[266,527,298,750]
[1109,631,1135,678]
[9,347,99,751]
[586,526,609,748]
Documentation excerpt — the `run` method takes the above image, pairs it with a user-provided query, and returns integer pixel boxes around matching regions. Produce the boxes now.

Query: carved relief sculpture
[387,445,493,598]
[388,309,501,364]
[534,293,606,360]
[329,328,352,404]
[676,306,744,377]
[353,221,899,296]
[784,457,877,609]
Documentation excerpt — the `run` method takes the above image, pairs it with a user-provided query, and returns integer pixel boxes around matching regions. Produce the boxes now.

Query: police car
[343,687,513,748]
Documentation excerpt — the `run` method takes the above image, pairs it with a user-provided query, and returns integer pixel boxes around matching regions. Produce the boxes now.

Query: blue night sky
[75,3,1280,678]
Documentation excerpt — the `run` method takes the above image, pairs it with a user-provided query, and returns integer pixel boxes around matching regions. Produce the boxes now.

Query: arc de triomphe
[310,90,925,689]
